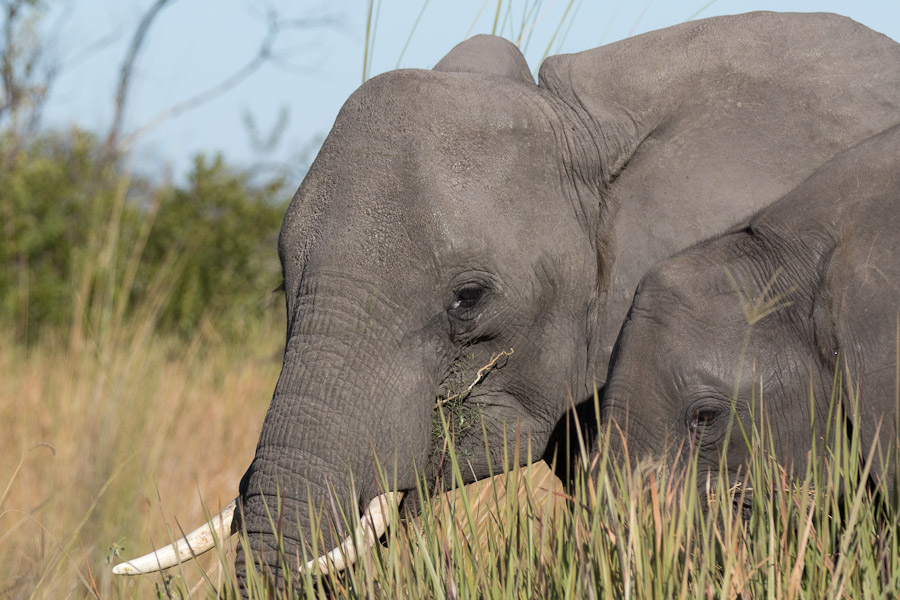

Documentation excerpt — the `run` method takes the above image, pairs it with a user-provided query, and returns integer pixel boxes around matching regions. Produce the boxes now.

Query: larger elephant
[114,11,900,590]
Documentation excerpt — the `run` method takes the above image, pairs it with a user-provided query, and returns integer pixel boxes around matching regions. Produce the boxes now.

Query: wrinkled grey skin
[601,124,900,508]
[233,12,900,587]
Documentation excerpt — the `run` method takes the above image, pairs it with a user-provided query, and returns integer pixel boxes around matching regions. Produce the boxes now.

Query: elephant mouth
[112,491,405,576]
[700,476,754,523]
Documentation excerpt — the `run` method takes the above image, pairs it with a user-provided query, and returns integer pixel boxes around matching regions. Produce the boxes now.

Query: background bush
[0,128,289,344]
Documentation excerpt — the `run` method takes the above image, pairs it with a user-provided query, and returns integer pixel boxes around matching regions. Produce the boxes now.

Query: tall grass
[4,167,898,600]
[0,157,282,597]
[7,319,900,599]
[4,119,899,600]
[7,175,894,598]
[0,318,281,598]
[222,382,899,600]
[78,383,897,599]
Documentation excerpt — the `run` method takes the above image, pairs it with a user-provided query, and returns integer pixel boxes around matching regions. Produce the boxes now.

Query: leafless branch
[0,2,20,120]
[0,0,55,143]
[119,10,277,151]
[0,0,341,161]
[118,11,340,151]
[63,31,123,72]
[103,0,174,155]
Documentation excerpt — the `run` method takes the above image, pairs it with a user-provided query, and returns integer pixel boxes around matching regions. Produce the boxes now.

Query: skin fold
[601,124,900,508]
[120,12,900,590]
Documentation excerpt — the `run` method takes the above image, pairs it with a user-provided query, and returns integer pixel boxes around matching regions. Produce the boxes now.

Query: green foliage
[0,128,289,344]
[432,350,482,444]
[141,153,287,338]
[0,128,108,339]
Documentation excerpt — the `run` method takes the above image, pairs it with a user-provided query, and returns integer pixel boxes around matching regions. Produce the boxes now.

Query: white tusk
[113,499,237,575]
[112,492,403,576]
[305,491,403,573]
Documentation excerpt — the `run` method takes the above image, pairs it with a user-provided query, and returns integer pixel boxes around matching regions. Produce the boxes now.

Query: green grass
[82,379,898,600]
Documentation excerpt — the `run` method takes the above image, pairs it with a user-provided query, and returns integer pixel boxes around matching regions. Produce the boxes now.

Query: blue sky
[41,1,900,183]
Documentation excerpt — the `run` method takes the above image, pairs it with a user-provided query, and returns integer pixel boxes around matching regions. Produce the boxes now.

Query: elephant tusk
[112,492,402,576]
[112,499,237,575]
[305,491,403,573]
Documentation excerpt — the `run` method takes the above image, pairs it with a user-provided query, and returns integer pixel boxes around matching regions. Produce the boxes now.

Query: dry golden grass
[5,314,899,600]
[433,460,566,553]
[0,317,567,599]
[7,268,892,599]
[0,318,278,598]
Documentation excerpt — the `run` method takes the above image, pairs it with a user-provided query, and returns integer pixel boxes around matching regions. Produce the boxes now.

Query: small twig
[437,349,514,406]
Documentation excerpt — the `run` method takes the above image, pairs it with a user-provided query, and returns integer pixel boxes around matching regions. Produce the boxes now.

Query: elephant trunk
[234,441,353,589]
[233,310,433,592]
[598,403,664,482]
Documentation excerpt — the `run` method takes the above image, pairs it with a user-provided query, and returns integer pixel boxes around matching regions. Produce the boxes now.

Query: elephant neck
[536,75,638,197]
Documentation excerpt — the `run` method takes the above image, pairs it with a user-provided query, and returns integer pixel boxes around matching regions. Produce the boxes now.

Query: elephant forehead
[332,70,560,191]
[286,69,575,276]
[626,261,754,374]
[621,279,813,404]
[338,68,552,138]
[634,254,738,319]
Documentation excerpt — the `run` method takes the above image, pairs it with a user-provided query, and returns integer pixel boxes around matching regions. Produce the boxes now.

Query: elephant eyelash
[272,280,286,294]
[685,395,730,434]
[464,333,496,346]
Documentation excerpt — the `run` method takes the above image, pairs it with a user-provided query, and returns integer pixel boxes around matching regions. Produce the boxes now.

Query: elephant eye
[689,407,719,432]
[449,283,486,318]
[452,285,484,308]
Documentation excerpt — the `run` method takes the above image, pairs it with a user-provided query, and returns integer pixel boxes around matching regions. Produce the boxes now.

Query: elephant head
[113,12,900,591]
[601,124,900,511]
[234,43,603,582]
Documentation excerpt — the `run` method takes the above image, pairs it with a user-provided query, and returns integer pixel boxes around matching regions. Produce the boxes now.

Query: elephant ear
[537,12,900,361]
[813,244,900,499]
[804,127,900,500]
[433,34,535,86]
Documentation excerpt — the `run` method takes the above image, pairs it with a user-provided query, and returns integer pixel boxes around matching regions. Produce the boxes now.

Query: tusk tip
[112,562,140,576]
[303,490,405,574]
[111,498,238,576]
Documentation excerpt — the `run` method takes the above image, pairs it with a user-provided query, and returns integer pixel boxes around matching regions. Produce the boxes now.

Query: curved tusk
[113,499,237,575]
[305,491,403,573]
[112,492,403,576]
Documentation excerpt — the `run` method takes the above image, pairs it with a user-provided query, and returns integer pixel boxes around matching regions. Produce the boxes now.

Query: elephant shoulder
[537,11,900,96]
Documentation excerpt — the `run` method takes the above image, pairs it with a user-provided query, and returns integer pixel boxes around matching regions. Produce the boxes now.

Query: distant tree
[139,154,288,339]
[0,129,115,339]
[0,0,54,145]
[0,1,339,344]
[0,130,289,343]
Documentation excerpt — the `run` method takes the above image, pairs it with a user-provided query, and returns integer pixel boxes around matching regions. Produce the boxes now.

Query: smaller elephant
[600,124,900,504]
